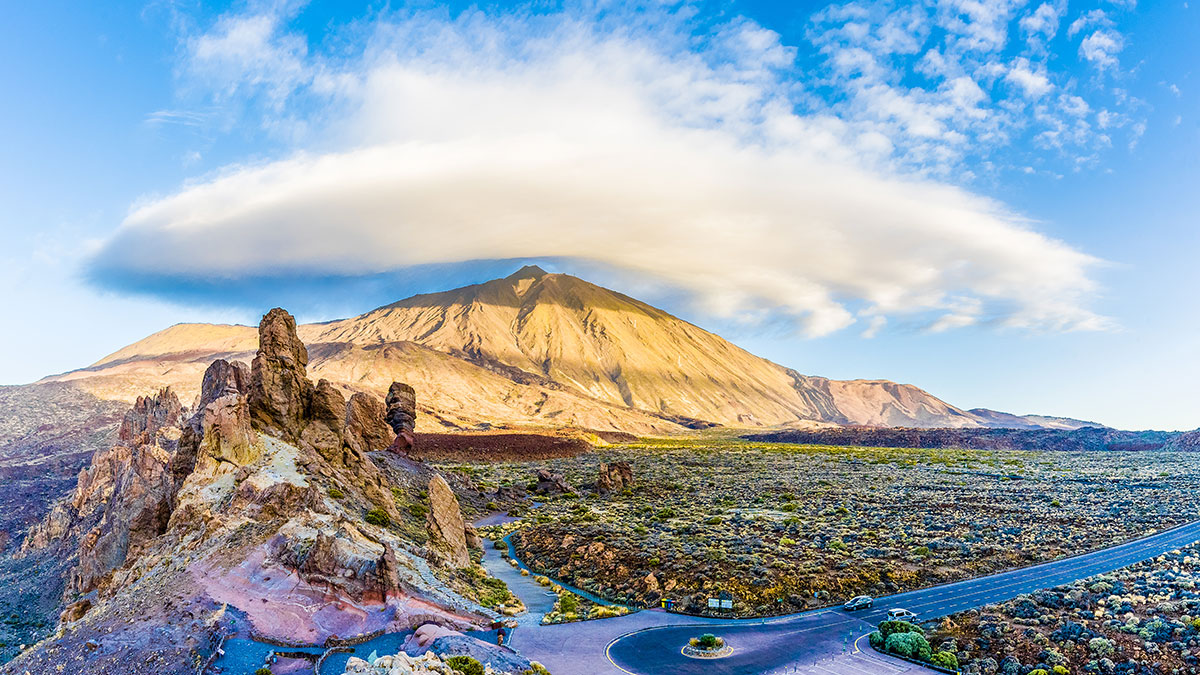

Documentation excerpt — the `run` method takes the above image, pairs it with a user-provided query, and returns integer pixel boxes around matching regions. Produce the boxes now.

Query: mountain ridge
[43,267,1098,433]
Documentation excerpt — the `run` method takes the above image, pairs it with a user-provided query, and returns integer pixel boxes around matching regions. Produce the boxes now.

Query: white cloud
[1019,3,1064,42]
[1006,58,1054,98]
[1080,29,1125,69]
[91,4,1112,337]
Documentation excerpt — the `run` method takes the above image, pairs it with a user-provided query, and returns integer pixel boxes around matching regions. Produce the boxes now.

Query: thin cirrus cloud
[88,3,1115,338]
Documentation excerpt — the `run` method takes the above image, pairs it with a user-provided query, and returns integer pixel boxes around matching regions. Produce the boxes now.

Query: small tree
[885,632,932,661]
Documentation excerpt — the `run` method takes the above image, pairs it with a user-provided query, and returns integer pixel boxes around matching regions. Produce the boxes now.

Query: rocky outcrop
[344,391,395,455]
[426,475,470,568]
[300,379,347,462]
[174,359,250,484]
[117,388,184,445]
[249,308,313,441]
[597,461,633,496]
[192,394,258,475]
[533,469,572,495]
[385,382,416,453]
[23,388,186,596]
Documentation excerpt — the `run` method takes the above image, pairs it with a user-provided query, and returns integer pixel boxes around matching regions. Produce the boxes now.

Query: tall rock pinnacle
[248,308,313,441]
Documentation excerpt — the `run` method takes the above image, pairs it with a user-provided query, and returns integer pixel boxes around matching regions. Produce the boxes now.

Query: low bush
[930,650,958,669]
[364,508,390,526]
[445,655,485,675]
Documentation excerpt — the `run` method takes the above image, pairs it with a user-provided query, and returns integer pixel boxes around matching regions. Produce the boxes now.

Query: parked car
[886,608,917,621]
[843,595,873,611]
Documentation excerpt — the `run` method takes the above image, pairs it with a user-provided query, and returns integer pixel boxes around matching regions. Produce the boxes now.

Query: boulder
[533,469,572,495]
[385,382,416,452]
[249,308,313,441]
[597,461,633,496]
[426,475,470,568]
[344,391,395,455]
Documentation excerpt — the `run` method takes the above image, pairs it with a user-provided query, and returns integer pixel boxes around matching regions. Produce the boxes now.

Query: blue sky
[1,0,1197,430]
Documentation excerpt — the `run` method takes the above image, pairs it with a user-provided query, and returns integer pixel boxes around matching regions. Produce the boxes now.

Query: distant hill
[39,265,1096,434]
[746,426,1179,453]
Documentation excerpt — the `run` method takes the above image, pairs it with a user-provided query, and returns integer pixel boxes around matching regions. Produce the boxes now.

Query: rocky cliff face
[5,309,490,675]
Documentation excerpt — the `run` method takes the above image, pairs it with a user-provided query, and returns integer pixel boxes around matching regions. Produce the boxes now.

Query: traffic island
[681,633,733,659]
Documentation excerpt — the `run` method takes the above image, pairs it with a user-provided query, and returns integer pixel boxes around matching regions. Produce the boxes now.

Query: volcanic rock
[249,308,312,441]
[117,388,183,445]
[300,379,347,462]
[533,469,572,495]
[426,474,470,568]
[385,382,416,453]
[196,359,250,411]
[344,391,395,455]
[597,461,633,496]
[193,394,258,475]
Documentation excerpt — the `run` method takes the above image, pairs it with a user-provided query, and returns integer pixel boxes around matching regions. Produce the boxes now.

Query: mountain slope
[45,265,1053,432]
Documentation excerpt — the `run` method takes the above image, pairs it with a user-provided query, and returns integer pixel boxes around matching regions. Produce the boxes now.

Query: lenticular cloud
[89,5,1110,336]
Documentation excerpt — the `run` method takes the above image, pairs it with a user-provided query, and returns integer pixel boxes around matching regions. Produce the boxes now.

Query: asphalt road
[512,520,1200,675]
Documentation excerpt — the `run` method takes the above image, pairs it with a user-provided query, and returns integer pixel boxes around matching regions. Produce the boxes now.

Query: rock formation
[533,469,572,495]
[426,475,471,568]
[385,382,416,452]
[248,307,313,441]
[344,391,395,455]
[597,461,633,496]
[12,308,503,675]
[300,379,348,461]
[117,388,183,445]
[22,388,186,596]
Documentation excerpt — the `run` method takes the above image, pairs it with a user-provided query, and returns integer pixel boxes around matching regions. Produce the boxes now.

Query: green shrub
[931,651,958,669]
[409,502,429,518]
[884,631,931,661]
[826,539,847,551]
[1053,666,1069,675]
[878,620,924,638]
[1029,670,1049,675]
[1088,637,1113,657]
[255,669,273,675]
[327,487,344,499]
[868,631,884,650]
[364,508,390,526]
[693,633,721,649]
[445,655,485,675]
[558,593,579,614]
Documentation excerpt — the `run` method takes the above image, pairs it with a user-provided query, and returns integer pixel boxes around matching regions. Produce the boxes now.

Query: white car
[886,608,917,621]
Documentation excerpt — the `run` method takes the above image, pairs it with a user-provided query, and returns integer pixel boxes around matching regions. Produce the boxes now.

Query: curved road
[494,520,1200,675]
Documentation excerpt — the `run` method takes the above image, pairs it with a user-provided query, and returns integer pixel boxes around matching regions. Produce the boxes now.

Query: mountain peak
[507,264,548,280]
